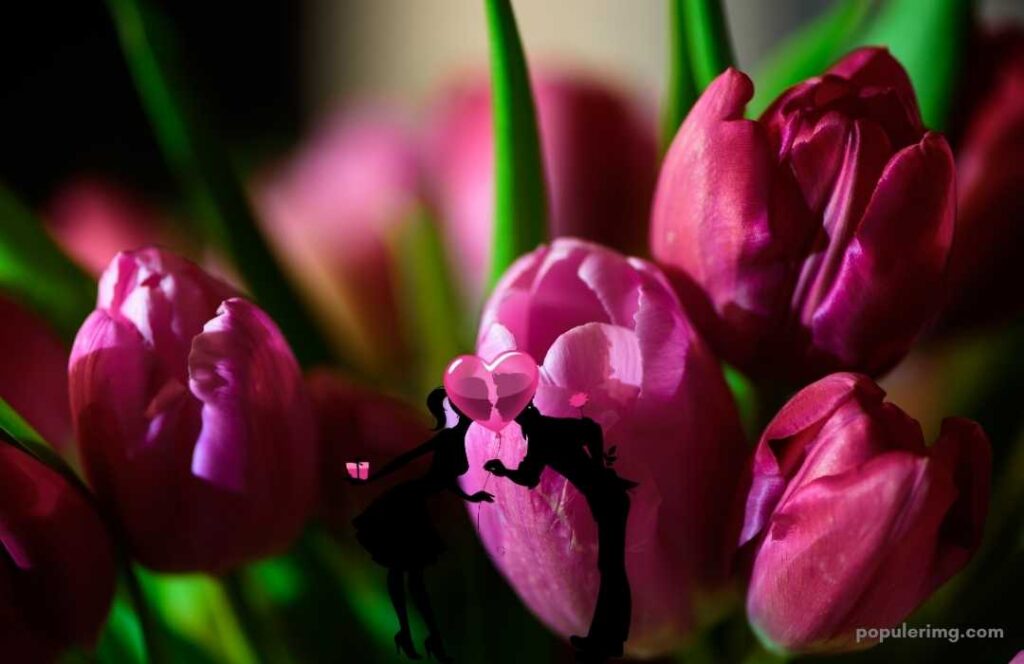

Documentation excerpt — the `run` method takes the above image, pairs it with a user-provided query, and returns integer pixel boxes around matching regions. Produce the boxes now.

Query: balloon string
[477,430,503,532]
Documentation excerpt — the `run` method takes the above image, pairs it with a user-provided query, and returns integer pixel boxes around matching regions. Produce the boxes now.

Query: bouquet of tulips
[2,0,1022,662]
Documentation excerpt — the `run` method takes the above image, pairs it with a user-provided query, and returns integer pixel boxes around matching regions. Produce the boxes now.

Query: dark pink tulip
[652,48,955,381]
[0,295,72,451]
[0,444,116,662]
[740,373,990,654]
[429,71,658,300]
[68,248,317,572]
[463,238,746,656]
[45,177,176,277]
[256,111,420,375]
[944,28,1024,326]
[306,369,431,530]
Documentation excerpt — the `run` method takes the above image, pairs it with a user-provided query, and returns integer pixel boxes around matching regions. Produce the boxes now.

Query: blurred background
[4,0,1022,205]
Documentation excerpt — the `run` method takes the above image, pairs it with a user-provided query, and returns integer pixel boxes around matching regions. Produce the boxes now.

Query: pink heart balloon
[443,351,539,432]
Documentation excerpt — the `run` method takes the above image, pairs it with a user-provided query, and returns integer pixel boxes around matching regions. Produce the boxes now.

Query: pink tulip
[306,369,431,530]
[740,373,990,654]
[0,443,116,662]
[0,295,72,451]
[428,71,658,301]
[45,177,175,277]
[651,48,955,382]
[68,248,317,572]
[944,28,1024,326]
[463,238,746,656]
[256,111,420,374]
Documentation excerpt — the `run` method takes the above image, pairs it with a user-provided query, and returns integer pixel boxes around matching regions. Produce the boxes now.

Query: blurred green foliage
[0,186,95,341]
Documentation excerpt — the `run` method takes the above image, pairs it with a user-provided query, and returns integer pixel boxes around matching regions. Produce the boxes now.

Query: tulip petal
[69,310,154,458]
[478,245,547,355]
[748,451,947,653]
[189,298,313,494]
[537,322,642,428]
[99,248,237,380]
[0,445,116,655]
[826,48,919,120]
[525,243,611,358]
[742,373,879,545]
[651,68,793,365]
[809,132,954,373]
[928,417,991,584]
[792,118,893,327]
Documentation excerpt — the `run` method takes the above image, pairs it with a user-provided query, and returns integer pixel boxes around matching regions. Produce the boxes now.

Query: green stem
[120,561,165,664]
[484,0,548,290]
[662,0,698,151]
[104,0,335,367]
[683,0,736,91]
[222,571,293,664]
[394,208,470,397]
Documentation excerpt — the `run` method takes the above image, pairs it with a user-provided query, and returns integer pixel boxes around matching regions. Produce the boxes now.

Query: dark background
[0,2,302,206]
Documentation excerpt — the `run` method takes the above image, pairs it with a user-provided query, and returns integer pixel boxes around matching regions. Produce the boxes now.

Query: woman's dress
[353,428,468,569]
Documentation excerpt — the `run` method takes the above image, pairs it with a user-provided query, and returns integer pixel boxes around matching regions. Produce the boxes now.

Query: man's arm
[483,455,544,488]
[580,418,604,463]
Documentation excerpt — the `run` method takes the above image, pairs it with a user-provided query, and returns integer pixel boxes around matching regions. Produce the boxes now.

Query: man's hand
[469,491,495,503]
[483,459,507,476]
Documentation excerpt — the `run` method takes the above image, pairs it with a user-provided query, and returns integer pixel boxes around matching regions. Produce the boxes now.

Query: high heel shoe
[394,630,421,659]
[423,633,453,663]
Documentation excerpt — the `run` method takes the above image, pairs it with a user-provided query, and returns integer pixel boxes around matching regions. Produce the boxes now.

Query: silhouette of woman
[350,387,491,662]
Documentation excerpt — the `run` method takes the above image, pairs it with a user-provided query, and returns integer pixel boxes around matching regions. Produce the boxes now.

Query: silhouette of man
[484,403,634,662]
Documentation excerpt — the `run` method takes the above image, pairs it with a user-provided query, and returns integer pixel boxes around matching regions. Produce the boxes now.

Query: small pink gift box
[345,460,369,480]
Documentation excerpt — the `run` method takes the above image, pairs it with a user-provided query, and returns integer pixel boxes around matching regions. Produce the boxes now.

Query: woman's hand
[469,491,495,503]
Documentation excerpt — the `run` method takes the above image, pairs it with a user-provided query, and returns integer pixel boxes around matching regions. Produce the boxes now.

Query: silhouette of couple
[349,387,634,663]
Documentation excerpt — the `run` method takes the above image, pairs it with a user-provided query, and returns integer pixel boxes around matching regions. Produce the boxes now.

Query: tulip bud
[740,373,990,654]
[464,238,746,656]
[0,295,72,452]
[652,48,955,381]
[69,248,317,572]
[944,28,1024,326]
[0,444,116,661]
[428,71,658,301]
[306,369,431,529]
[45,177,176,277]
[256,111,420,374]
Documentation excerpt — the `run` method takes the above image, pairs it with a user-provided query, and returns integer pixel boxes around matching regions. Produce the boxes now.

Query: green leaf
[393,209,470,396]
[0,398,89,494]
[139,570,259,664]
[723,365,759,442]
[484,0,548,290]
[662,0,699,150]
[93,590,148,664]
[748,0,873,118]
[683,0,736,92]
[104,0,335,367]
[852,0,972,129]
[0,185,95,341]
